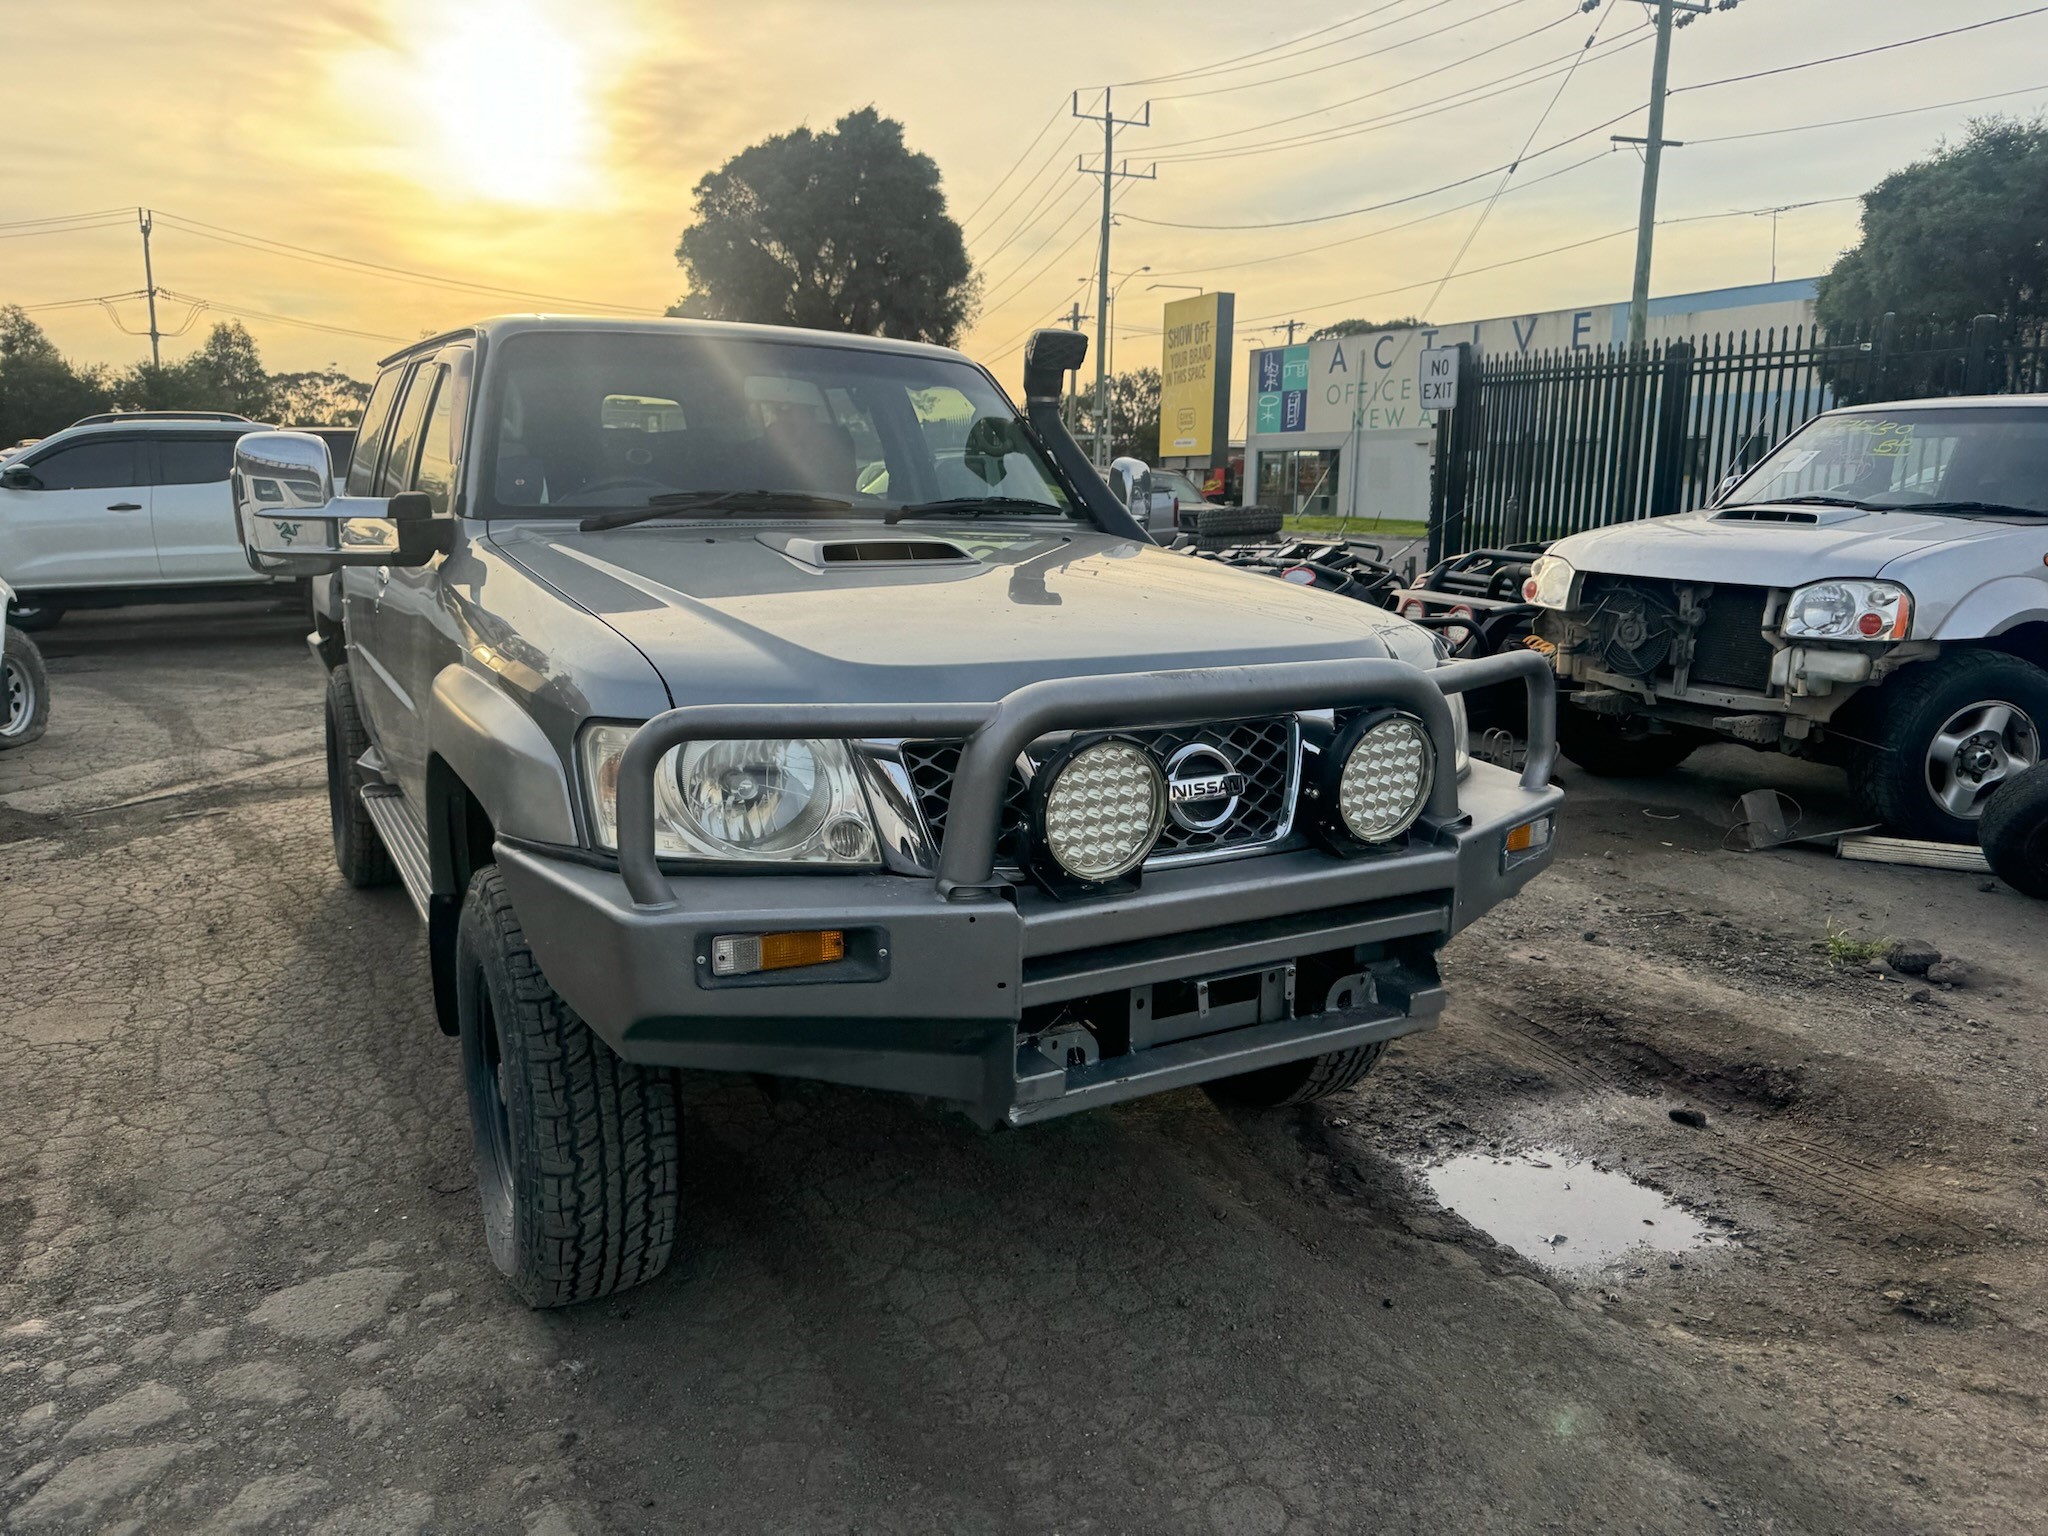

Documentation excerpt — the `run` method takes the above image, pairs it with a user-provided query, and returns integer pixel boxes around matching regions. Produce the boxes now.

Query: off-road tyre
[8,602,62,633]
[1979,762,2048,900]
[325,665,395,888]
[456,867,680,1308]
[1557,707,1701,777]
[1847,650,2048,844]
[1191,504,1284,543]
[1204,1041,1387,1109]
[0,625,50,749]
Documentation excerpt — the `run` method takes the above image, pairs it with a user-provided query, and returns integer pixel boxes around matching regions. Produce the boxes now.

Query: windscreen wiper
[1901,499,2046,517]
[1760,494,1883,509]
[883,497,1066,524]
[579,489,854,533]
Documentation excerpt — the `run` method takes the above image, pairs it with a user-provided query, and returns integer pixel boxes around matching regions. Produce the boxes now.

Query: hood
[487,519,1432,707]
[1547,505,2048,586]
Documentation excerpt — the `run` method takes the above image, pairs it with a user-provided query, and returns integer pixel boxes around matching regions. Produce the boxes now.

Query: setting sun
[410,0,602,205]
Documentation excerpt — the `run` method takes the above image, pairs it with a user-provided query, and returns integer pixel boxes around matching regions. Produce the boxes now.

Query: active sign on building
[1418,346,1459,411]
[1157,291,1234,465]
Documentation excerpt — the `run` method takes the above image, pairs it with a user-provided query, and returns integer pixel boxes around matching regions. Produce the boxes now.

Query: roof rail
[66,410,256,428]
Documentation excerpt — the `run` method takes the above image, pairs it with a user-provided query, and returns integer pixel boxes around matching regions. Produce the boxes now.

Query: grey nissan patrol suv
[233,316,1560,1307]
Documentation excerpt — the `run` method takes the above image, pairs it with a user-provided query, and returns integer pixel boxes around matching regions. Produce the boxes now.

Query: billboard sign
[1253,344,1311,434]
[1158,292,1234,462]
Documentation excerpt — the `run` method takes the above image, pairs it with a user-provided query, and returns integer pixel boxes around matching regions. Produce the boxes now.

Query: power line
[147,211,657,313]
[1146,148,1618,279]
[155,289,411,343]
[1669,5,2048,96]
[957,96,1071,233]
[1685,81,2048,145]
[0,218,132,241]
[0,208,133,231]
[1229,195,1852,329]
[964,114,1091,257]
[1145,15,1650,158]
[1152,27,1654,167]
[1112,0,1433,88]
[1124,100,1648,230]
[1151,0,1548,102]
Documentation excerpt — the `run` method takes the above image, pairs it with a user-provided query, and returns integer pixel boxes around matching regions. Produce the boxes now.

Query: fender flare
[424,665,578,892]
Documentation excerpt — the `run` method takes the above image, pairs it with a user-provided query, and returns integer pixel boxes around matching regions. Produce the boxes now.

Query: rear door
[149,433,264,583]
[347,359,439,794]
[0,436,157,589]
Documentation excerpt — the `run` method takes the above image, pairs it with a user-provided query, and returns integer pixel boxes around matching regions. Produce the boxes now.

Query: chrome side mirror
[233,431,432,574]
[1107,456,1152,509]
[1711,471,1744,507]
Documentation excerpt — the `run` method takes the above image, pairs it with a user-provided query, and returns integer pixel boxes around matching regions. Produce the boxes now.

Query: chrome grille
[900,716,1300,868]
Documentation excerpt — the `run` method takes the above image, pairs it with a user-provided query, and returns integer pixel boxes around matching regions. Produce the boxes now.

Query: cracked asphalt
[3,606,2044,1534]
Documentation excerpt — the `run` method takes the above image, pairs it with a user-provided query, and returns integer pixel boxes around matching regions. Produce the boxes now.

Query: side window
[25,439,140,491]
[345,366,407,497]
[376,365,440,497]
[413,353,470,515]
[153,437,237,486]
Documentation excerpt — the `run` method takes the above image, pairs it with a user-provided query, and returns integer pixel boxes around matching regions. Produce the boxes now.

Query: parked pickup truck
[233,315,1560,1307]
[1528,396,2048,841]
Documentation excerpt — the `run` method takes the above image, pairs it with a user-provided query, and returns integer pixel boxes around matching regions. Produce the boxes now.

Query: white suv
[0,412,309,630]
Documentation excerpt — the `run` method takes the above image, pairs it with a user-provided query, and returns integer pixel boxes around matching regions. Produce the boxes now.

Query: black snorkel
[1018,329,1151,543]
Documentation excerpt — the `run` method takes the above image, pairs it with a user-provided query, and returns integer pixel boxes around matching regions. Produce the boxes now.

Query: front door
[0,436,157,590]
[150,434,265,582]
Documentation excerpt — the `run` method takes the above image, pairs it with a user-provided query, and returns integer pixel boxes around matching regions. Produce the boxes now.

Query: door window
[345,366,407,497]
[413,355,470,514]
[377,365,440,497]
[152,437,237,485]
[25,439,140,491]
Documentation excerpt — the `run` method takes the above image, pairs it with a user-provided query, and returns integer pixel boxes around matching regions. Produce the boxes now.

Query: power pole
[1073,88,1153,466]
[1281,319,1305,345]
[1617,0,1706,347]
[1059,301,1085,430]
[137,207,161,368]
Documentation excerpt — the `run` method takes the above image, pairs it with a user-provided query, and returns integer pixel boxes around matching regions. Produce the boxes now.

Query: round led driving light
[1337,715,1434,842]
[1041,738,1165,882]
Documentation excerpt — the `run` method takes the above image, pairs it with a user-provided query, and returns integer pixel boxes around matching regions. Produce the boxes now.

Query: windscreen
[1727,405,2048,515]
[477,330,1075,518]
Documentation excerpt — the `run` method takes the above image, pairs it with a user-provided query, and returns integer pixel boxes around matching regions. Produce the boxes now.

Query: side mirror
[1107,457,1152,510]
[1711,471,1744,506]
[1,464,40,490]
[233,431,433,574]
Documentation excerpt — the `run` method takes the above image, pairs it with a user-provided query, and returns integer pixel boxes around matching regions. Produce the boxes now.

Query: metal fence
[1428,313,2048,561]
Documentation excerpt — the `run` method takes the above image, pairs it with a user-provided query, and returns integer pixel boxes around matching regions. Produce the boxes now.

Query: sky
[2,0,2040,419]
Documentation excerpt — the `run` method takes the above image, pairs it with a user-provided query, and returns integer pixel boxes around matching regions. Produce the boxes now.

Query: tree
[1074,368,1160,463]
[1307,315,1428,342]
[1817,116,2048,331]
[0,307,110,444]
[669,107,978,346]
[270,367,373,425]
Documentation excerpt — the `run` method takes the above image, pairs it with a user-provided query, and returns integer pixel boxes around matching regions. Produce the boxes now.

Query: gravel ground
[1,606,2043,1534]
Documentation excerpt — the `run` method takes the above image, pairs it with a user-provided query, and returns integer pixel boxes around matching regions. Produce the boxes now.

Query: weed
[1817,921,1891,968]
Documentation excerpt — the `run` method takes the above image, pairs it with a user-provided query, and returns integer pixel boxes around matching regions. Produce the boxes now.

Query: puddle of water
[1416,1149,1718,1276]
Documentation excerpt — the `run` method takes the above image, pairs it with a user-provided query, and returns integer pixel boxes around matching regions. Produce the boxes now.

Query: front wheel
[456,867,680,1308]
[1557,707,1701,777]
[1849,651,2048,843]
[1,625,50,749]
[1978,763,2048,899]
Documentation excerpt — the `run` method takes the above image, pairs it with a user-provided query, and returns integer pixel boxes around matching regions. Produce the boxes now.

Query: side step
[361,787,433,921]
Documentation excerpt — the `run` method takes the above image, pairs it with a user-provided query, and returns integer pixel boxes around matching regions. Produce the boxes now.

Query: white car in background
[1529,395,2048,842]
[0,411,301,630]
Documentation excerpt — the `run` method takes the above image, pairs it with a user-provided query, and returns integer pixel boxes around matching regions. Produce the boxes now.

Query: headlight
[579,726,880,865]
[1037,737,1166,883]
[1779,580,1911,641]
[1312,712,1435,847]
[1523,553,1577,609]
